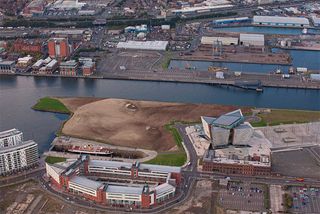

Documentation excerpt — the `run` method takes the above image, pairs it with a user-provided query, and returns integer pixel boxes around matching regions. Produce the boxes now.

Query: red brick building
[13,39,42,53]
[48,38,71,60]
[46,155,180,208]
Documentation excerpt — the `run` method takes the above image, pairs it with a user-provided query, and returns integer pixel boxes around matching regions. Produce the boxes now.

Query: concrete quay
[2,70,320,90]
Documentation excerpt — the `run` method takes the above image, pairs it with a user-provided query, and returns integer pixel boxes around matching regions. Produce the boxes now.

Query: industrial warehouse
[116,41,169,51]
[201,110,272,176]
[253,15,310,28]
[45,155,181,208]
[0,129,39,175]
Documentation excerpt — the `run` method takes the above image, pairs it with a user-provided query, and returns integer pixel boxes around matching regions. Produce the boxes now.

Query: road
[1,123,320,213]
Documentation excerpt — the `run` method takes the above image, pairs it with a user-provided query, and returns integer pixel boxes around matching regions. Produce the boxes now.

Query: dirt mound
[61,98,248,151]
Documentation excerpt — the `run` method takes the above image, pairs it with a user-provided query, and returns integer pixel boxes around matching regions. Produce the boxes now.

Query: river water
[0,76,319,153]
[1,26,320,154]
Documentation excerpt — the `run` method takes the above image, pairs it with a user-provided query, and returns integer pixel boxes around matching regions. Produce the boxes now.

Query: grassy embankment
[32,97,71,114]
[145,122,187,166]
[251,109,320,127]
[161,51,173,70]
[45,156,67,164]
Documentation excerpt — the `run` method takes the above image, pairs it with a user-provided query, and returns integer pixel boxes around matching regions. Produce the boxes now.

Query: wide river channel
[0,75,319,153]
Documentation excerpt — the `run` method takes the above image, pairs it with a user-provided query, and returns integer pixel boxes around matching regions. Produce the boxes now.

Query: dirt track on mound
[60,98,249,151]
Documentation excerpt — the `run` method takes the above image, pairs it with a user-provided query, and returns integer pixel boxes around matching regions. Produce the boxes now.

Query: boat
[67,145,113,155]
[275,68,282,74]
[302,28,308,34]
[208,66,228,72]
[256,88,264,92]
[288,66,295,74]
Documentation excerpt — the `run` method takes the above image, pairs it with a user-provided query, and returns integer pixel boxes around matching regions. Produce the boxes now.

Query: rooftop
[70,176,103,190]
[253,16,310,25]
[211,109,244,128]
[106,185,143,195]
[0,140,37,154]
[0,128,21,139]
[117,41,168,51]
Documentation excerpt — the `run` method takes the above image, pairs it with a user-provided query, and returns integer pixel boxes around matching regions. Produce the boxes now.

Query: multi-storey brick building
[14,39,43,53]
[46,155,181,208]
[48,38,72,60]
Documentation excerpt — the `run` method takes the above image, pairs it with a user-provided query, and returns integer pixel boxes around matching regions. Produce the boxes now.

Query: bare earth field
[60,98,248,151]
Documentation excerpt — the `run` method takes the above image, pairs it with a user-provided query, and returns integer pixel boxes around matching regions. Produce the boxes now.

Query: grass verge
[161,51,172,70]
[145,152,186,166]
[145,122,187,166]
[32,97,70,114]
[45,156,66,164]
[251,109,320,127]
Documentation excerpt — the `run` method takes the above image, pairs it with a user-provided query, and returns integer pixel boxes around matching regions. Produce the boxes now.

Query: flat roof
[89,160,132,169]
[70,176,103,190]
[106,185,143,195]
[240,33,265,41]
[60,60,78,66]
[171,4,233,13]
[89,159,181,173]
[253,16,310,25]
[52,29,84,35]
[117,41,168,51]
[139,163,181,173]
[0,60,16,66]
[0,140,37,154]
[0,128,21,139]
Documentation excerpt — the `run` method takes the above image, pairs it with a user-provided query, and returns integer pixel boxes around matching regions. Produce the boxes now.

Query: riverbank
[32,97,71,114]
[2,70,320,90]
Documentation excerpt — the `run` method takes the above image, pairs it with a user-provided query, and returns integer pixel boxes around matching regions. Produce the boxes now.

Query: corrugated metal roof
[89,160,132,169]
[240,33,265,42]
[139,163,181,173]
[154,183,175,195]
[70,176,103,190]
[117,41,168,51]
[106,185,143,195]
[201,36,238,45]
[253,16,310,25]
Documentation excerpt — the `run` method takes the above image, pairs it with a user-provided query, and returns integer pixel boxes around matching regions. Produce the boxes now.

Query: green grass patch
[161,51,172,70]
[164,123,183,149]
[145,121,188,166]
[284,193,293,211]
[32,97,70,114]
[251,109,320,127]
[145,152,186,166]
[45,156,66,164]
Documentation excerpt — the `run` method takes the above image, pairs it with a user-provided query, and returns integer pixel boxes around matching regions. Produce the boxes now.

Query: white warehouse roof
[253,16,310,25]
[201,36,239,45]
[117,41,168,51]
[240,33,265,46]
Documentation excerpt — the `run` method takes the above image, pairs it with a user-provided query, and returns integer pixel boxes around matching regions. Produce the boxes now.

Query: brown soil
[60,98,250,152]
[57,97,102,112]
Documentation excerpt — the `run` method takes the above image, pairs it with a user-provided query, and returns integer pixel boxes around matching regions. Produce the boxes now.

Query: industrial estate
[0,0,320,214]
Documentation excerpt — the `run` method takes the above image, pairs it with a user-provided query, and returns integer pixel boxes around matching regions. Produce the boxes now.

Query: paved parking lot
[218,182,267,212]
[289,186,320,214]
[97,51,161,73]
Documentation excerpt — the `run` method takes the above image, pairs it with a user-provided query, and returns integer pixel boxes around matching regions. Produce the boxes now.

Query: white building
[117,41,168,51]
[0,60,16,73]
[239,33,265,46]
[253,16,310,28]
[0,140,39,175]
[0,129,23,148]
[201,36,238,46]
